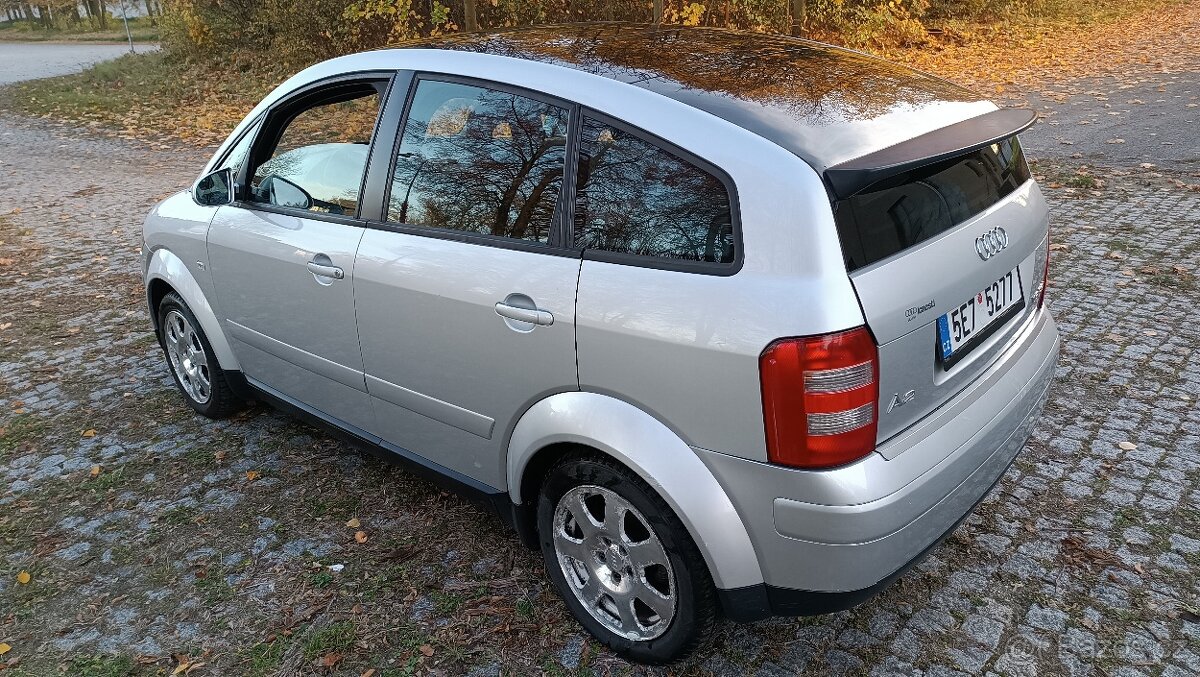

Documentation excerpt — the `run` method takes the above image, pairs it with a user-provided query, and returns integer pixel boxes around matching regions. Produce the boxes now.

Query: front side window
[574,116,735,264]
[387,79,569,244]
[249,83,384,216]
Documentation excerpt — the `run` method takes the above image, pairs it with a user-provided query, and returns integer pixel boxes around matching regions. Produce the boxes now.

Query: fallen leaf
[82,429,96,438]
[346,518,361,529]
[245,470,260,482]
[16,571,30,585]
[321,653,342,668]
[0,643,9,656]
[354,531,368,544]
[214,450,227,463]
[361,670,377,677]
[419,644,435,657]
[90,465,102,477]
[1118,441,1137,451]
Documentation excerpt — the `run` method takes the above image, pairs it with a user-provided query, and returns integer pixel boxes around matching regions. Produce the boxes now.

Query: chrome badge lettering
[887,390,917,414]
[904,299,936,322]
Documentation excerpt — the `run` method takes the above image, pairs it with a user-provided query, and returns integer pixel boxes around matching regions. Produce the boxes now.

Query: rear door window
[386,79,569,244]
[574,115,735,265]
[834,136,1031,271]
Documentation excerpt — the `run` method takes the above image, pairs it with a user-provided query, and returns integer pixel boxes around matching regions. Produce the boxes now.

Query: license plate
[937,267,1024,367]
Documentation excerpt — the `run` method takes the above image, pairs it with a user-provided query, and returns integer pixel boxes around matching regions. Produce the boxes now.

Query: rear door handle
[495,302,554,326]
[307,261,344,280]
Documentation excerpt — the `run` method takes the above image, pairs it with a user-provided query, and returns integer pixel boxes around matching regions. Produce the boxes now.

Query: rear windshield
[833,136,1031,272]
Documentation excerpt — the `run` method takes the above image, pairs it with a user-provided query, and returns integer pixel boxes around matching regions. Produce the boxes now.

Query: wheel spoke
[625,536,669,569]
[568,493,601,538]
[634,575,674,620]
[555,532,591,565]
[613,592,638,632]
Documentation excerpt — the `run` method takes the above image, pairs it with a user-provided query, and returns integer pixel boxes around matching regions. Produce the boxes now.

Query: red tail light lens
[760,327,879,469]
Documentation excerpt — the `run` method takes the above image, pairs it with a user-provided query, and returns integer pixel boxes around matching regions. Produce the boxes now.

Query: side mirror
[193,168,234,207]
[260,175,313,211]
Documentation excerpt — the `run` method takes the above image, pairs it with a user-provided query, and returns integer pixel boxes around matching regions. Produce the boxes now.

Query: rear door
[207,77,390,432]
[832,135,1050,448]
[353,76,580,489]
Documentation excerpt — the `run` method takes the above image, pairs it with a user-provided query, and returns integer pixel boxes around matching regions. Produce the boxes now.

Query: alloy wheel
[163,309,212,405]
[552,484,677,641]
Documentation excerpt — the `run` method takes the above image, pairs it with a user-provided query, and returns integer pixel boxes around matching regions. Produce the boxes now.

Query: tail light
[1037,232,1051,309]
[759,327,879,469]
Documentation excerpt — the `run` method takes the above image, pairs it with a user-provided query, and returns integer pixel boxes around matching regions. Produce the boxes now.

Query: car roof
[390,22,996,171]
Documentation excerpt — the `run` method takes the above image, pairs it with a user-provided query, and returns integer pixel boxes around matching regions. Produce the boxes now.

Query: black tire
[156,291,242,419]
[537,455,718,664]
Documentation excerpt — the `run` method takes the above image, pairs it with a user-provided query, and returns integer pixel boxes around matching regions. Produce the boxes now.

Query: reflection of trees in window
[387,81,567,244]
[575,117,733,263]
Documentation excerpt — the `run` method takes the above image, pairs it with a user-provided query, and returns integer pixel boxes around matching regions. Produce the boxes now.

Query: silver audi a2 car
[142,24,1059,663]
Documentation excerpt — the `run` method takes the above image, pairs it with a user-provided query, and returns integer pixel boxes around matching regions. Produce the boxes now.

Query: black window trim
[369,71,582,259]
[233,70,397,228]
[211,113,264,173]
[572,107,744,277]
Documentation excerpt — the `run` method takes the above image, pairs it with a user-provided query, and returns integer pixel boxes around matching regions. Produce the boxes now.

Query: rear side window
[574,116,735,265]
[834,136,1031,272]
[387,79,569,244]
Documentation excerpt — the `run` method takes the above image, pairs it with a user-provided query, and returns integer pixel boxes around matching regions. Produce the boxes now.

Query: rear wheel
[157,292,241,419]
[537,456,717,664]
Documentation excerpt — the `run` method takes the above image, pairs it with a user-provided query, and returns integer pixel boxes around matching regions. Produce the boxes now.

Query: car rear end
[698,109,1060,615]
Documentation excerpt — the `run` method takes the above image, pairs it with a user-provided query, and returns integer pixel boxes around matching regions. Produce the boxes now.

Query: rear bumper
[701,309,1059,620]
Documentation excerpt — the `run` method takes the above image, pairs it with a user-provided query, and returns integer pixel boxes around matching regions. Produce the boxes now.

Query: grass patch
[66,655,136,677]
[302,620,357,660]
[431,590,464,616]
[309,569,335,589]
[0,18,159,43]
[159,504,198,526]
[0,414,48,458]
[2,51,280,146]
[241,636,291,677]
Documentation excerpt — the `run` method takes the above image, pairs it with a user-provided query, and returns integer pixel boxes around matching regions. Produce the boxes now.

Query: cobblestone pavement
[0,110,1198,676]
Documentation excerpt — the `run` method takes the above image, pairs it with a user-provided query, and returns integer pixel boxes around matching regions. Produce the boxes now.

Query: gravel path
[0,41,155,86]
[0,106,1198,675]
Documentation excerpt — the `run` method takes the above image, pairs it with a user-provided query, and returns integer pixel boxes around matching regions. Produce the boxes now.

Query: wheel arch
[144,247,240,372]
[507,391,765,591]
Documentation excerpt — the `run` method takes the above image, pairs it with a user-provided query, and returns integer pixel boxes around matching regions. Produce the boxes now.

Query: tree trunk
[462,0,477,31]
[652,0,662,24]
[790,0,806,36]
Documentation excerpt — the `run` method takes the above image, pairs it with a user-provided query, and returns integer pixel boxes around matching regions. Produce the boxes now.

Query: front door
[207,78,389,432]
[354,77,580,489]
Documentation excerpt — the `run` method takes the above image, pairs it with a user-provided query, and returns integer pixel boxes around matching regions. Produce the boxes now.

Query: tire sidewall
[157,293,223,417]
[537,457,709,664]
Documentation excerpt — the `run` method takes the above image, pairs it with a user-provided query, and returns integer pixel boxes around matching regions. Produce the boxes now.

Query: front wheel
[537,456,717,664]
[157,291,242,419]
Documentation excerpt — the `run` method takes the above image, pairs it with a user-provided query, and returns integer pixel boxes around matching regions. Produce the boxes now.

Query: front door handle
[307,260,344,280]
[495,302,554,326]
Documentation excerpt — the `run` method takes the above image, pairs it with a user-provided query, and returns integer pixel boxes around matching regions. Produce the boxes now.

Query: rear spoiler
[823,108,1037,200]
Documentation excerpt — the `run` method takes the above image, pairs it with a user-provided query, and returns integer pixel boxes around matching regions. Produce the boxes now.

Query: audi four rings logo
[975,227,1009,260]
